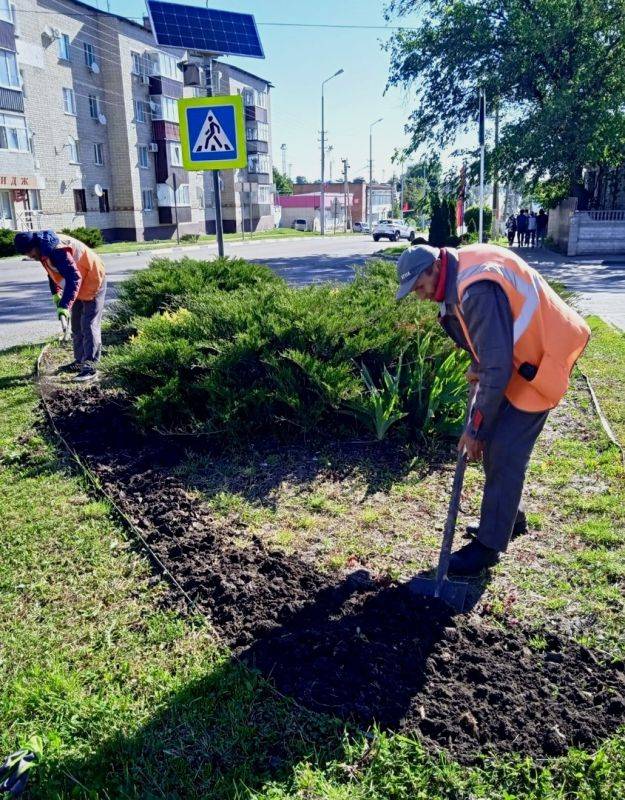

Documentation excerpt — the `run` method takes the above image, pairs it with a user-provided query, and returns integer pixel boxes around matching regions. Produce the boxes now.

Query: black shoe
[448,540,500,577]
[465,512,528,541]
[74,365,98,383]
[58,361,82,373]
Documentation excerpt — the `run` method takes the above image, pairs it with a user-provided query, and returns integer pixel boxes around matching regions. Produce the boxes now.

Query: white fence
[568,210,625,255]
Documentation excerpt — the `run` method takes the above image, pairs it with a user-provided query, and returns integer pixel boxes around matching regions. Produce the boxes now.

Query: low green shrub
[464,205,493,234]
[0,227,16,257]
[180,233,200,242]
[112,256,281,323]
[106,258,469,441]
[61,227,105,249]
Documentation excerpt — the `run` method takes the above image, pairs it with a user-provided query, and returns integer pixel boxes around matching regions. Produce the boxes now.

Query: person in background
[505,213,517,247]
[536,209,549,245]
[515,209,528,246]
[527,211,537,247]
[14,230,106,382]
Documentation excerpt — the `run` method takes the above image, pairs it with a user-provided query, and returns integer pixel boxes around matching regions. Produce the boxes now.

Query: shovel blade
[408,575,468,612]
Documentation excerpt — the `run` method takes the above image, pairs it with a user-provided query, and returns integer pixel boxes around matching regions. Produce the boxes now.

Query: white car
[292,218,309,232]
[372,218,416,242]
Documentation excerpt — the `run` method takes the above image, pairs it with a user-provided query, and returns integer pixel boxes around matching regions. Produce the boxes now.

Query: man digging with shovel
[397,243,590,577]
[14,230,106,382]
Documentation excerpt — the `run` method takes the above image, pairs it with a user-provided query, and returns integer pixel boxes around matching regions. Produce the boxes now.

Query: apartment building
[0,0,274,240]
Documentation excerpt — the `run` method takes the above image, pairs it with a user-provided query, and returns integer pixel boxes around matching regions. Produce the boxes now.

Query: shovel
[59,314,71,344]
[408,383,477,612]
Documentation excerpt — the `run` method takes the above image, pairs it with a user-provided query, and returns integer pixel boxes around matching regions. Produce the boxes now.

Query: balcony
[246,139,268,155]
[158,206,192,224]
[149,76,183,98]
[152,120,180,142]
[0,86,23,113]
[244,105,268,124]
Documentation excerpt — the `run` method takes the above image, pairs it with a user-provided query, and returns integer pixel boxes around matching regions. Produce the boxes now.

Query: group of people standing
[506,209,548,248]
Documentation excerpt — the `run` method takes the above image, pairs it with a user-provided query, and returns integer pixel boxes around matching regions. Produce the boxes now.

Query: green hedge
[107,257,469,441]
[0,227,16,257]
[61,227,105,249]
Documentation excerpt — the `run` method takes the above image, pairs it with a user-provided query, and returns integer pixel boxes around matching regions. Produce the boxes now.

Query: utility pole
[341,157,349,231]
[491,101,500,240]
[368,117,383,231]
[400,158,405,220]
[320,69,344,236]
[204,58,224,257]
[280,143,287,176]
[478,89,486,244]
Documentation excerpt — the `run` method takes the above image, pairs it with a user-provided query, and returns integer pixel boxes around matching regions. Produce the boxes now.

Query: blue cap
[396,244,439,300]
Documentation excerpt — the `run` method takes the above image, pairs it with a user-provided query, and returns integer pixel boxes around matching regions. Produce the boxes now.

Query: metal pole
[342,157,349,232]
[491,101,500,241]
[368,128,373,231]
[213,171,224,256]
[172,172,180,245]
[248,184,253,239]
[400,159,405,220]
[478,90,485,243]
[320,84,325,236]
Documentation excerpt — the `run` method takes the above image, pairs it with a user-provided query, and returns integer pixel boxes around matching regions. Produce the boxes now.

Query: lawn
[1,316,625,797]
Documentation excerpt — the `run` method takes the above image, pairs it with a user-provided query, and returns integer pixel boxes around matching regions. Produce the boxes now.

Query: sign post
[178,94,247,257]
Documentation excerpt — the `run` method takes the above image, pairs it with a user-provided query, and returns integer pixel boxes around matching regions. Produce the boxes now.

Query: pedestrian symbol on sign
[193,111,234,153]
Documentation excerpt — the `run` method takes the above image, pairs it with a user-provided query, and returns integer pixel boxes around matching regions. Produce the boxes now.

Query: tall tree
[273,167,293,195]
[386,0,625,203]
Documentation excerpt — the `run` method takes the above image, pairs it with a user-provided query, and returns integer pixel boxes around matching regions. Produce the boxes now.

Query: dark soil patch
[41,382,625,763]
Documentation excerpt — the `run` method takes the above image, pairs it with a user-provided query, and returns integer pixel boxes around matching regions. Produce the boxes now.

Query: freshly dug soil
[41,383,625,763]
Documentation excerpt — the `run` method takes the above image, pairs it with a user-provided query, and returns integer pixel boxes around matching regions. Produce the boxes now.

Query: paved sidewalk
[518,246,625,331]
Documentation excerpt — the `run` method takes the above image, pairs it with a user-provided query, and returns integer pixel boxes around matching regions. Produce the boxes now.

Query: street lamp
[320,68,344,236]
[368,117,383,231]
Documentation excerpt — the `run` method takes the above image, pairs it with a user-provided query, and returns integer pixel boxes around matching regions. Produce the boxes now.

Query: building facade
[0,0,275,240]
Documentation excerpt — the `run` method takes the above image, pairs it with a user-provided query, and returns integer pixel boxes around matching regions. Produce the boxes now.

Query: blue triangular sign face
[192,110,234,153]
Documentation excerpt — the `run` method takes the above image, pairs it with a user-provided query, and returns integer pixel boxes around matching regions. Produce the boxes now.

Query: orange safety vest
[42,233,105,302]
[453,244,590,413]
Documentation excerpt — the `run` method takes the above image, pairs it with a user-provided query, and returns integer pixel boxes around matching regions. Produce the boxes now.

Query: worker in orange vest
[15,230,106,382]
[396,243,590,576]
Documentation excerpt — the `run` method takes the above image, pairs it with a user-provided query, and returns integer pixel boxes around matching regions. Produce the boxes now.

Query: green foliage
[180,233,200,242]
[107,257,467,440]
[0,227,16,257]
[386,0,625,195]
[273,167,293,195]
[111,256,281,323]
[464,205,493,234]
[428,194,458,247]
[60,227,105,249]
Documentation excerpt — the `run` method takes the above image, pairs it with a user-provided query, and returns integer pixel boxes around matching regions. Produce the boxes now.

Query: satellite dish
[90,62,100,74]
[93,184,104,197]
[98,113,107,125]
[42,26,54,39]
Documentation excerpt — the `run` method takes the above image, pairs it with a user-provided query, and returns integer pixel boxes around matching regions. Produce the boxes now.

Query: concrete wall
[547,197,578,252]
[568,210,625,256]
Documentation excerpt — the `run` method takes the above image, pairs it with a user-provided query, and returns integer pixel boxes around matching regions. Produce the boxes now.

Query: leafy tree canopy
[273,167,293,195]
[386,0,625,198]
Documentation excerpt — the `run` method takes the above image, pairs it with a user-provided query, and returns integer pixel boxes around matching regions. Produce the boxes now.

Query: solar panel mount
[146,0,265,59]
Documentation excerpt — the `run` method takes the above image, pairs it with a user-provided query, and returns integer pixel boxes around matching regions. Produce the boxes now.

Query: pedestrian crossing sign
[178,95,247,171]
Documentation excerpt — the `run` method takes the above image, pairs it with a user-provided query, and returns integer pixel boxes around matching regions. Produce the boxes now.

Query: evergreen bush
[106,257,469,441]
[61,227,105,249]
[0,228,16,257]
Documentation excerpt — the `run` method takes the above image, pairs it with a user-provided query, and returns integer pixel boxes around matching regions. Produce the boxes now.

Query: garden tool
[0,750,35,797]
[408,383,477,612]
[59,314,71,345]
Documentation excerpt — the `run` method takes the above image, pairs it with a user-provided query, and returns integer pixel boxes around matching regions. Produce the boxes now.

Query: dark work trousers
[477,399,549,552]
[71,277,107,365]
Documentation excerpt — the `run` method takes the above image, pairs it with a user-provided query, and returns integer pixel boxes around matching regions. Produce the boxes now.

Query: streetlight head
[335,68,344,76]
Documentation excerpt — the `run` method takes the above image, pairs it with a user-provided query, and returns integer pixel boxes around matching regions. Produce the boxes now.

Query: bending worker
[15,230,106,382]
[396,243,590,576]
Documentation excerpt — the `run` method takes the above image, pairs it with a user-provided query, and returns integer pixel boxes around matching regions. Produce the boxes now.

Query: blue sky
[102,0,469,181]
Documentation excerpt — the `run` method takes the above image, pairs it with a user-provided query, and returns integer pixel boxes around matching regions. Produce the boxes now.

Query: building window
[151,96,177,123]
[176,183,190,206]
[0,50,19,89]
[68,136,79,163]
[142,189,153,210]
[83,42,95,68]
[243,88,254,106]
[134,99,147,123]
[98,189,110,213]
[0,0,12,24]
[58,33,71,61]
[256,90,267,108]
[257,185,271,204]
[196,186,204,207]
[73,188,87,213]
[248,154,270,174]
[138,145,149,168]
[62,87,76,115]
[0,189,12,223]
[93,142,104,165]
[169,142,182,166]
[151,52,179,80]
[28,189,41,210]
[88,95,100,119]
[131,51,143,76]
[0,113,29,151]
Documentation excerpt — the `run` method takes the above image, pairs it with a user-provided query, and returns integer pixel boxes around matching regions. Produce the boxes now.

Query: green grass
[581,316,625,445]
[3,334,625,797]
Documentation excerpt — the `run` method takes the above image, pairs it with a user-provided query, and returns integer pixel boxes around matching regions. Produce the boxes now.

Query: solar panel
[146,0,265,59]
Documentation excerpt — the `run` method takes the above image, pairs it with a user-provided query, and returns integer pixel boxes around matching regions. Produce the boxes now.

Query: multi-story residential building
[0,0,274,240]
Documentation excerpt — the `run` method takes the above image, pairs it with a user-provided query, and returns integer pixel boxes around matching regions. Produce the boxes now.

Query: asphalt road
[0,235,397,349]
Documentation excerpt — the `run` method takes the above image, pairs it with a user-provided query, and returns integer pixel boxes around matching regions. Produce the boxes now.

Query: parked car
[292,218,309,232]
[352,221,371,233]
[372,218,416,242]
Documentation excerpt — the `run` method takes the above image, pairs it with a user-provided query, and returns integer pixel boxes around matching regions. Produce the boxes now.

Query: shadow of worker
[240,567,491,730]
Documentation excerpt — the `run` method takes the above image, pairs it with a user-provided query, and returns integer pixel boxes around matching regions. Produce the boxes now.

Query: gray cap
[395,244,440,300]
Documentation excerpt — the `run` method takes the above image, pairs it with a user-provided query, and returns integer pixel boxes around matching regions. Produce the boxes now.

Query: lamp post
[368,117,383,231]
[320,68,344,236]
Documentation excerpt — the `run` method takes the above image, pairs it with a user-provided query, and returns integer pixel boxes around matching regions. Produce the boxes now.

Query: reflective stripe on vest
[42,234,104,302]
